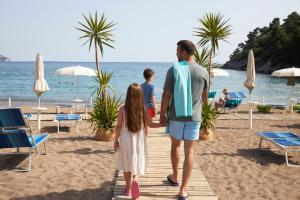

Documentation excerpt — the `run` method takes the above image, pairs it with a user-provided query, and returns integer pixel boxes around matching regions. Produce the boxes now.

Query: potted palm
[89,71,120,141]
[194,12,232,91]
[200,101,218,141]
[77,13,119,141]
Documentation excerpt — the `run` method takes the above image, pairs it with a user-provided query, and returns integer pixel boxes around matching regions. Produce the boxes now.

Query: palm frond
[194,12,232,54]
[77,12,116,56]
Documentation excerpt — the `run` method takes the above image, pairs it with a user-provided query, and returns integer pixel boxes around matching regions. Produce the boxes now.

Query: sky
[0,0,299,63]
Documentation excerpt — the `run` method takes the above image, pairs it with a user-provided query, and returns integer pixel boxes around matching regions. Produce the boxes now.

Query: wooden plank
[113,130,218,200]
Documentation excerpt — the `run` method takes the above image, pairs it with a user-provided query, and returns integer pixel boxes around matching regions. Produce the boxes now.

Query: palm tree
[194,46,210,68]
[194,12,232,88]
[77,12,116,74]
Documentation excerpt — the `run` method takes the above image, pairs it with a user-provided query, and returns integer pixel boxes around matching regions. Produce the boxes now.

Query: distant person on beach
[141,68,157,119]
[215,88,230,109]
[160,40,208,199]
[114,83,165,200]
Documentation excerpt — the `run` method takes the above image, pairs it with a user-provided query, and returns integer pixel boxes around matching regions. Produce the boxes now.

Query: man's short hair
[143,68,154,80]
[177,40,196,56]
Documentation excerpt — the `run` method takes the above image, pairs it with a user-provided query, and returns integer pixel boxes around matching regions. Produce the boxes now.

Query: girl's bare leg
[133,175,139,182]
[124,172,132,191]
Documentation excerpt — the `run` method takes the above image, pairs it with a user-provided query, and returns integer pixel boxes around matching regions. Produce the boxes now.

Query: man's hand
[160,114,168,124]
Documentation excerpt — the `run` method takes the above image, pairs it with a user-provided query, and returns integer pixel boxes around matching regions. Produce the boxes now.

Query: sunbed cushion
[0,129,32,148]
[28,134,49,146]
[55,114,81,121]
[273,138,300,146]
[237,92,246,98]
[225,99,242,108]
[208,91,216,98]
[259,132,299,139]
[0,129,49,148]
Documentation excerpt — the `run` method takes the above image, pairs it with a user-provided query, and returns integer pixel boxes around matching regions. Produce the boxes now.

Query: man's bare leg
[179,140,196,196]
[169,136,181,183]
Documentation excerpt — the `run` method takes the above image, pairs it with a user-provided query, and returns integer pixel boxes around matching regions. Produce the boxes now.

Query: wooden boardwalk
[113,128,218,200]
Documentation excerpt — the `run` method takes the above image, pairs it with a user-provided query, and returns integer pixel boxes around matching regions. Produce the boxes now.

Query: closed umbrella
[33,53,49,107]
[32,53,49,132]
[55,66,96,100]
[244,49,256,129]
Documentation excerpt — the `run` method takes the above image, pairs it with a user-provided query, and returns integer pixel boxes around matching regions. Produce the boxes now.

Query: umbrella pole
[249,92,253,129]
[76,76,79,100]
[8,96,11,107]
[38,95,41,108]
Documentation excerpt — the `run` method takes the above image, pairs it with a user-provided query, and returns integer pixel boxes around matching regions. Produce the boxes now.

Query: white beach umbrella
[271,66,300,113]
[211,68,230,77]
[32,53,49,107]
[243,49,256,129]
[271,67,300,77]
[55,66,96,99]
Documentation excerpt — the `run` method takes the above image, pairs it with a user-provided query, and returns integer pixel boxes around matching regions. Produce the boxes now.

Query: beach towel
[173,61,192,117]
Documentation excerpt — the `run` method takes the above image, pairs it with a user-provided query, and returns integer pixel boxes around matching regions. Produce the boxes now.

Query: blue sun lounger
[0,108,49,172]
[54,114,81,134]
[257,131,300,167]
[208,91,217,99]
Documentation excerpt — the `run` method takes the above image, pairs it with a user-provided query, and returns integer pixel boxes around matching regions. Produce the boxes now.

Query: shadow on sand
[10,181,114,200]
[0,154,29,171]
[59,147,115,155]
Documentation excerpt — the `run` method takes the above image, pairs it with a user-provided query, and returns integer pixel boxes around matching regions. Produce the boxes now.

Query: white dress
[116,114,148,176]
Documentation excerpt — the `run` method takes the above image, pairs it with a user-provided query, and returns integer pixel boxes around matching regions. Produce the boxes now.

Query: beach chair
[56,104,73,114]
[54,114,81,134]
[0,108,49,172]
[265,103,288,114]
[208,91,217,99]
[257,131,300,167]
[221,92,245,114]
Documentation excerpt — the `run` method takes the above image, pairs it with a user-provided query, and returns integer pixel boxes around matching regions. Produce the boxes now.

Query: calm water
[0,62,299,105]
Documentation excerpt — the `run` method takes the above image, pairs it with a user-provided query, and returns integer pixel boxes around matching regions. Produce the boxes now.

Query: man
[160,40,208,199]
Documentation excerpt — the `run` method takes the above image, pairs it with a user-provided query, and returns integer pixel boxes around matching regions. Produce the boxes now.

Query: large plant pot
[200,128,214,141]
[95,128,115,141]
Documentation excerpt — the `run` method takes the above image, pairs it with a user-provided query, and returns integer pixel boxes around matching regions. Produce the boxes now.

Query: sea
[0,62,299,106]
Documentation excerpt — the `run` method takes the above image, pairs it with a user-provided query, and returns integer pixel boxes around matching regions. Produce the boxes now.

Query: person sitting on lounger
[215,88,230,109]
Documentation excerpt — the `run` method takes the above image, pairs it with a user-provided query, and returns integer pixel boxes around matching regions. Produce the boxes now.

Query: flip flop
[123,187,131,197]
[178,192,190,200]
[131,181,140,199]
[167,175,179,186]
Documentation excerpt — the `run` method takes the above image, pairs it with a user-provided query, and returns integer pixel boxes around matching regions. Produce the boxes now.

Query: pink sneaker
[123,187,131,197]
[131,181,140,199]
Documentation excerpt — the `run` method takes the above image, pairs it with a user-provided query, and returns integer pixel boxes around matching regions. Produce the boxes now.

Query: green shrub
[293,104,300,110]
[257,105,272,113]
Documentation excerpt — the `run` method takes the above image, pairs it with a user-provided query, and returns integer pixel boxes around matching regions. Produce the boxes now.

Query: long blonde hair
[124,83,146,133]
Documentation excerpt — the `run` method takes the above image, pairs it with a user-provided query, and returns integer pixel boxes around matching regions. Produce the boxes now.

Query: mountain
[0,55,10,62]
[223,12,300,74]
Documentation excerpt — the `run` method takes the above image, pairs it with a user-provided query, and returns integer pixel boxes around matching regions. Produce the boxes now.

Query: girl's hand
[114,141,119,151]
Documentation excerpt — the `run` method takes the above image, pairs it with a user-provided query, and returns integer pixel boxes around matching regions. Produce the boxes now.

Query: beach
[0,104,299,199]
[197,105,300,200]
[0,116,116,200]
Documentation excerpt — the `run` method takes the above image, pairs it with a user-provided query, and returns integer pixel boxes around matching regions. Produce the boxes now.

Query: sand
[0,120,116,200]
[197,107,300,200]
[0,104,300,200]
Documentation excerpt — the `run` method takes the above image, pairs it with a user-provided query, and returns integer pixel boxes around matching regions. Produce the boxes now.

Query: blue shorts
[166,120,201,141]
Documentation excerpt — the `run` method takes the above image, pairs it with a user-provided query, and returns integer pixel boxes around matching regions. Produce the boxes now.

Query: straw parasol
[244,49,256,129]
[33,53,49,107]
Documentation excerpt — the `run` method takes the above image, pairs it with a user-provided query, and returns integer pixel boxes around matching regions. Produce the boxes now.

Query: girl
[114,83,164,199]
